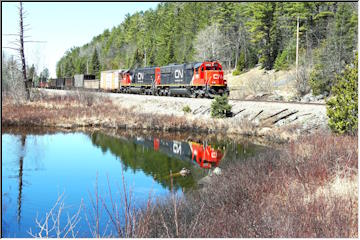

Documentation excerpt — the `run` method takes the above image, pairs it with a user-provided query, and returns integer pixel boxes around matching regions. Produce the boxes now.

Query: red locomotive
[119,61,229,98]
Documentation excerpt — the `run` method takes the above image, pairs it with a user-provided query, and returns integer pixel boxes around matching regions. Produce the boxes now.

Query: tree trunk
[19,2,30,100]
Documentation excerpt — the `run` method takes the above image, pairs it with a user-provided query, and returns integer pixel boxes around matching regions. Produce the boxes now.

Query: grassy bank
[2,92,208,131]
[28,132,357,238]
[2,91,302,143]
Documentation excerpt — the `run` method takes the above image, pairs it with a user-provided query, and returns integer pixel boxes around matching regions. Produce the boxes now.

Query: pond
[2,127,264,237]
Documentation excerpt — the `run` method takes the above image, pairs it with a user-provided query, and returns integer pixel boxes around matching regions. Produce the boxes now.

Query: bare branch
[3,47,20,51]
[24,40,47,43]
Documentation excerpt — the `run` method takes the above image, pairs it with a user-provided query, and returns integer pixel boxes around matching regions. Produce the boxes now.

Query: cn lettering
[174,69,183,79]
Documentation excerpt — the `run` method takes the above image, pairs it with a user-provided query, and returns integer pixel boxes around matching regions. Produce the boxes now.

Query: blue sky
[2,2,159,77]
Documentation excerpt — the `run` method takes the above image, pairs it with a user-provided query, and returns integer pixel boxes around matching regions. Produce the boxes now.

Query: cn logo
[174,69,183,79]
[213,74,219,80]
[137,72,144,80]
[173,141,182,154]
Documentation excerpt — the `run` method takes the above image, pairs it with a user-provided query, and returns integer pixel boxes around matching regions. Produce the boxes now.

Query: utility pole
[296,16,299,82]
[86,59,89,74]
[144,49,147,67]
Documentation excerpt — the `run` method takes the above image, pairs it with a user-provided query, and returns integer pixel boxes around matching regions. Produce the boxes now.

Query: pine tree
[247,2,281,69]
[211,95,232,118]
[91,48,100,78]
[326,53,358,134]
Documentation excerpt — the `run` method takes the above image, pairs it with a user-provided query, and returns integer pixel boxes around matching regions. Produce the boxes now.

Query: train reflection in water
[91,131,264,190]
[148,137,223,169]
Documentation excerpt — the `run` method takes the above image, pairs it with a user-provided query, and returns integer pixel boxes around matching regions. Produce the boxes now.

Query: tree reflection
[17,135,26,225]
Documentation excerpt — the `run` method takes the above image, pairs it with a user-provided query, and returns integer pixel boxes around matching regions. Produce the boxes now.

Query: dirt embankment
[226,66,326,103]
[2,88,329,143]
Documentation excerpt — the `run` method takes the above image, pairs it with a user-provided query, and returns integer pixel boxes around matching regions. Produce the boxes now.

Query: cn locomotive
[38,60,229,98]
[118,60,229,98]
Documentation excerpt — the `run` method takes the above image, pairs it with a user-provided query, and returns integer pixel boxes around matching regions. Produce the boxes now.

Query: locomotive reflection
[135,136,224,169]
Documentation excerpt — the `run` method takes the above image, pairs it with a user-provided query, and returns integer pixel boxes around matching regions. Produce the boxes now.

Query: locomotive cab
[193,61,229,97]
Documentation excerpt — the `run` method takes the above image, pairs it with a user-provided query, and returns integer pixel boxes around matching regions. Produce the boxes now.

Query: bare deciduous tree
[4,2,45,101]
[194,24,233,70]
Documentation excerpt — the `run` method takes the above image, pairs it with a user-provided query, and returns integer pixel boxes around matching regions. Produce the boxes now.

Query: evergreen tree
[247,2,281,69]
[27,64,36,80]
[326,53,358,134]
[211,95,232,118]
[91,48,101,78]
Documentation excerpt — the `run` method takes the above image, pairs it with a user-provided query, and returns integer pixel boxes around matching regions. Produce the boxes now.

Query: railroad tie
[232,109,246,117]
[251,110,264,121]
[273,110,299,124]
[288,113,312,123]
[193,105,205,114]
[203,108,211,114]
[261,108,288,121]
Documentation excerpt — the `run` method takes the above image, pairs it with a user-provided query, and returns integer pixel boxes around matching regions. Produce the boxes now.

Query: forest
[55,2,357,96]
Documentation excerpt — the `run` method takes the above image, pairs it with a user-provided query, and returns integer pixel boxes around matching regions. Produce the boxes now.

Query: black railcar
[160,62,201,86]
[56,78,65,89]
[133,67,156,85]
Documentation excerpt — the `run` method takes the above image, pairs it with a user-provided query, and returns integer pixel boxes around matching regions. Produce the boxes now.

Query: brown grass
[2,93,209,133]
[147,132,358,237]
[88,133,355,238]
[4,92,282,143]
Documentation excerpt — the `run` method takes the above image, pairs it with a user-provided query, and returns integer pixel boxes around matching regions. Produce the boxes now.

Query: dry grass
[143,133,357,238]
[179,133,358,237]
[2,93,210,133]
[4,92,285,142]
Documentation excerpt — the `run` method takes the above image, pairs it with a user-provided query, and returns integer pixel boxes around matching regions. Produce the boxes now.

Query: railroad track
[228,98,326,106]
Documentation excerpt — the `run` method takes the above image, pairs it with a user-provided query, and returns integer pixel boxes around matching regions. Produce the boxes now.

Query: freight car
[64,77,74,89]
[49,79,57,88]
[39,81,49,88]
[84,79,100,90]
[100,70,122,91]
[56,78,65,89]
[74,74,96,88]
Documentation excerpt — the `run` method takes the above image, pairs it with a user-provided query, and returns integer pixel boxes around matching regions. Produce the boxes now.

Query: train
[36,60,229,98]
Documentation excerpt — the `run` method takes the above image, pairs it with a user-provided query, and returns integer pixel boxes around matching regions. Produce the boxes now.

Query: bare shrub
[247,74,274,95]
[75,89,97,107]
[28,192,83,238]
[296,64,311,96]
[187,133,358,237]
[2,54,27,104]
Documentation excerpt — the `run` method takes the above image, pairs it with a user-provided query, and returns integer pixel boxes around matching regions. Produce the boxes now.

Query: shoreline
[1,89,329,144]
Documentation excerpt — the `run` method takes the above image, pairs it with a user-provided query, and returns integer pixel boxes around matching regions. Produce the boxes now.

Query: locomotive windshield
[205,65,221,70]
[206,66,220,70]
